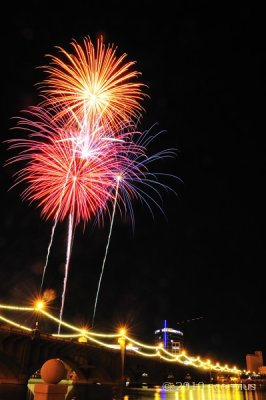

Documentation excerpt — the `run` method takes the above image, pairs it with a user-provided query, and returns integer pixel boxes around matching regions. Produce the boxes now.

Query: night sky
[1,2,265,367]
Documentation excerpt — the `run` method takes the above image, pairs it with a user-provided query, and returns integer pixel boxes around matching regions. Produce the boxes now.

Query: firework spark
[58,213,74,333]
[92,176,120,328]
[100,125,177,229]
[39,36,146,131]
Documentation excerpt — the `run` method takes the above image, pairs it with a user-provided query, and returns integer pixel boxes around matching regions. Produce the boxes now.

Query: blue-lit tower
[155,320,184,353]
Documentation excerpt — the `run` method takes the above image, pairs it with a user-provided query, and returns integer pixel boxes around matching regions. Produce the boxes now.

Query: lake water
[0,383,265,400]
[123,385,266,400]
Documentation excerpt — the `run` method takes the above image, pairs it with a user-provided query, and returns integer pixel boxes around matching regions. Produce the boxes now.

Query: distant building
[258,366,266,375]
[246,351,263,373]
[155,320,183,353]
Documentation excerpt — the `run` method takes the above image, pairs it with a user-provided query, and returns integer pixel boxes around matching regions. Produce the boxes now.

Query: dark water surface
[0,384,265,400]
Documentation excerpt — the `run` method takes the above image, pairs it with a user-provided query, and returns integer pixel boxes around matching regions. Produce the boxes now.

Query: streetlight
[118,328,127,386]
[32,299,45,340]
[207,359,214,383]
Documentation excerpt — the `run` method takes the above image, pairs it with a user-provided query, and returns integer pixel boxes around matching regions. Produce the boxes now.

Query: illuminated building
[246,351,263,373]
[259,366,266,375]
[155,320,183,353]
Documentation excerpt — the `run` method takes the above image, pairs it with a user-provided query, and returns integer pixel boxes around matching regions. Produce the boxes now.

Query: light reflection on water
[0,383,265,400]
[123,385,266,400]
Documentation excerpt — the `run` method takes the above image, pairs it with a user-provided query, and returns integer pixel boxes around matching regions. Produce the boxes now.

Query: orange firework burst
[39,36,146,131]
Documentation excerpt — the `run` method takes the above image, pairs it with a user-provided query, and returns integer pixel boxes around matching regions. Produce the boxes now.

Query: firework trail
[91,126,177,324]
[40,36,146,132]
[92,176,120,327]
[58,213,74,334]
[40,221,57,293]
[39,110,82,293]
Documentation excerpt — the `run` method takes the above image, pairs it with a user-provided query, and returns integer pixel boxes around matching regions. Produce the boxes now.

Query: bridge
[0,325,196,386]
[0,302,244,385]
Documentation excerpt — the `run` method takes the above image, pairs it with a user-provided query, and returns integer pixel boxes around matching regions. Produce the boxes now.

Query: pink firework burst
[6,106,144,226]
[7,107,174,228]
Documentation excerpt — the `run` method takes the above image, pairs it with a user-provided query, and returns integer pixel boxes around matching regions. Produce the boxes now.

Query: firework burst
[39,36,146,131]
[6,107,139,226]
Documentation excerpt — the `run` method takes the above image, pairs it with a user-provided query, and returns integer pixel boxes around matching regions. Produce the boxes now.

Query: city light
[34,300,45,310]
[119,327,127,336]
[0,302,243,375]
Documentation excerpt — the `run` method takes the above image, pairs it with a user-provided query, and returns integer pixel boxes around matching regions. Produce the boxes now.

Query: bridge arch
[0,328,123,383]
[0,351,24,383]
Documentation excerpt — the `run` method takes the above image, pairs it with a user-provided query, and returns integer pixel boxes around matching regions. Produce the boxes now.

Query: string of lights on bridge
[0,301,250,376]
